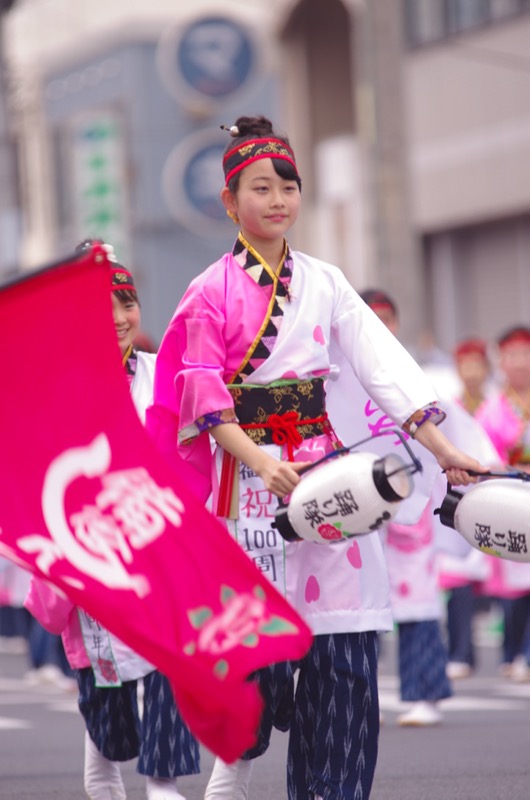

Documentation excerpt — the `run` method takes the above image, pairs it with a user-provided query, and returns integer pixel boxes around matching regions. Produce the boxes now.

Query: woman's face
[222,158,301,250]
[371,306,399,336]
[456,354,489,394]
[111,293,140,357]
[500,341,530,392]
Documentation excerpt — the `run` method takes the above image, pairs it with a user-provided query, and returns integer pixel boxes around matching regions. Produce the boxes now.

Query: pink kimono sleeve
[146,265,238,501]
[24,576,75,635]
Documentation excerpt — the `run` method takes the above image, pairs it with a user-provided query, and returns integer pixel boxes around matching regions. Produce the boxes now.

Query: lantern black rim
[372,457,412,502]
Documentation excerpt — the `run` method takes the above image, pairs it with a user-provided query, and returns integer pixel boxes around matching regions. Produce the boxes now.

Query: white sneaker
[24,664,77,692]
[446,661,472,680]
[24,665,62,686]
[511,656,530,683]
[397,701,442,727]
[145,777,186,800]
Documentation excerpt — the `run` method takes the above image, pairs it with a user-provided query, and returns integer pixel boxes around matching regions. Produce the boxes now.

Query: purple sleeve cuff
[402,403,446,438]
[179,408,238,445]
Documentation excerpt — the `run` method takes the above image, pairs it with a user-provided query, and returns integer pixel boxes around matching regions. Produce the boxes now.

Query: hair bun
[234,115,275,138]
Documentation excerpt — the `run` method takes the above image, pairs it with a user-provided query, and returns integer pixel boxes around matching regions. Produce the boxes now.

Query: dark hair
[76,238,139,304]
[114,288,139,305]
[359,288,398,317]
[224,115,302,192]
[75,238,98,256]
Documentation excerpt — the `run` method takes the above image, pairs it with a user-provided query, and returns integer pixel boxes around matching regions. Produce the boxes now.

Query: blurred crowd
[3,318,530,719]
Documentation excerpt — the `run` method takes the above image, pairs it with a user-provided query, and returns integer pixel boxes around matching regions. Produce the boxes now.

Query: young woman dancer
[25,247,200,800]
[146,116,485,800]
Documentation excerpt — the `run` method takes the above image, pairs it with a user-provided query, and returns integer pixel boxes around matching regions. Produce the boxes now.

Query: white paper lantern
[435,478,530,563]
[274,450,415,544]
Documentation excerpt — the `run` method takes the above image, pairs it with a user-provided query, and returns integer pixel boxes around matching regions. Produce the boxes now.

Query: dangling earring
[226,209,239,225]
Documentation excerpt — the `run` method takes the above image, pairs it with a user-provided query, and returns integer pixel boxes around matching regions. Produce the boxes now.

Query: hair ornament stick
[220,124,240,137]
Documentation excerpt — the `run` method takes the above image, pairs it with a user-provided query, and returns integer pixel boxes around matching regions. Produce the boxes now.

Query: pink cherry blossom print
[305,575,320,603]
[313,325,325,345]
[318,523,342,541]
[281,371,299,379]
[398,582,410,597]
[347,541,363,569]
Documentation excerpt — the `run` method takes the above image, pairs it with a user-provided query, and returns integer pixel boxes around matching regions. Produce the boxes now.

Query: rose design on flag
[184,585,300,679]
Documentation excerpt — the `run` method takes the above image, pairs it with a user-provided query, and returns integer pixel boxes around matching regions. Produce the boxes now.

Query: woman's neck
[461,388,484,415]
[239,232,286,272]
[506,383,530,417]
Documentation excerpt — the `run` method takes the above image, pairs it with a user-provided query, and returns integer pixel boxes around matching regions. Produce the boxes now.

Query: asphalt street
[0,626,529,799]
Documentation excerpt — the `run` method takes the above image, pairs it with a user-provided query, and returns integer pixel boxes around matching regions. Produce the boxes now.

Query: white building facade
[5,0,530,350]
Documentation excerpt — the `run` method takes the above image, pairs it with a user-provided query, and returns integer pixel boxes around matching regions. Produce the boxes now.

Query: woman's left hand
[413,420,489,486]
[434,445,489,486]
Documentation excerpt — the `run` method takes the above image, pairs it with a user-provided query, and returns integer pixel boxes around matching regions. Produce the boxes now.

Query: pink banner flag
[0,245,311,761]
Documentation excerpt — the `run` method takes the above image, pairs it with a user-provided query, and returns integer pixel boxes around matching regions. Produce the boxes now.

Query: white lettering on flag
[16,434,184,596]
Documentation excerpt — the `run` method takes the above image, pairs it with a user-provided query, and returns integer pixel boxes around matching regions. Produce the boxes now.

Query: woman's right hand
[255,454,312,498]
[209,422,312,497]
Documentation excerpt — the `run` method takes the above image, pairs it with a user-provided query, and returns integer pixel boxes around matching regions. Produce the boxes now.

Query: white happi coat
[217,252,440,637]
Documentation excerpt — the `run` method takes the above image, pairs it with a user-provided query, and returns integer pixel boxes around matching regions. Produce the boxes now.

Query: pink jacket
[24,579,88,668]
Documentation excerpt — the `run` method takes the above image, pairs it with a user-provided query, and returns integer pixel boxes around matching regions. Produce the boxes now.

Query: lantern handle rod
[454,468,530,482]
[385,463,420,479]
[296,428,423,477]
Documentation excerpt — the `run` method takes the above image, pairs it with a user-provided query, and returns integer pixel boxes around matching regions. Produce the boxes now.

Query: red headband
[111,266,135,293]
[369,301,395,314]
[499,330,530,349]
[454,339,488,360]
[223,137,298,186]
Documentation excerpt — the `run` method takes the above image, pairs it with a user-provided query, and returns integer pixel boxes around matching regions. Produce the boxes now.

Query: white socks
[145,777,187,799]
[204,757,254,800]
[83,731,188,800]
[83,731,127,800]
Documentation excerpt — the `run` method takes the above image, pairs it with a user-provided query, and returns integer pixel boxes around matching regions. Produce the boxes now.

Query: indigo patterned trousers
[244,631,380,800]
[398,620,452,702]
[77,668,200,778]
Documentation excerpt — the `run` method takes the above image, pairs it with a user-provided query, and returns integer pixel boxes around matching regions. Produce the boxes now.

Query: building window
[404,0,529,47]
[404,0,447,46]
[490,0,521,19]
[447,0,490,32]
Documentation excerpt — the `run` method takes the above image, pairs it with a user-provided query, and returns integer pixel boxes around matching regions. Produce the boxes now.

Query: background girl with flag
[147,115,486,800]
[25,245,200,800]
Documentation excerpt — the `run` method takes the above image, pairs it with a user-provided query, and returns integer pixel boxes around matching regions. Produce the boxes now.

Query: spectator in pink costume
[476,326,530,680]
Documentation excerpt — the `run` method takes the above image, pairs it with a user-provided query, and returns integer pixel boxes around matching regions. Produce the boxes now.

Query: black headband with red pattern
[222,137,298,186]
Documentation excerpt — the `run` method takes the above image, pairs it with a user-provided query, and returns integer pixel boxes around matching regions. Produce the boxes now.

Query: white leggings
[84,731,126,800]
[204,758,253,800]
